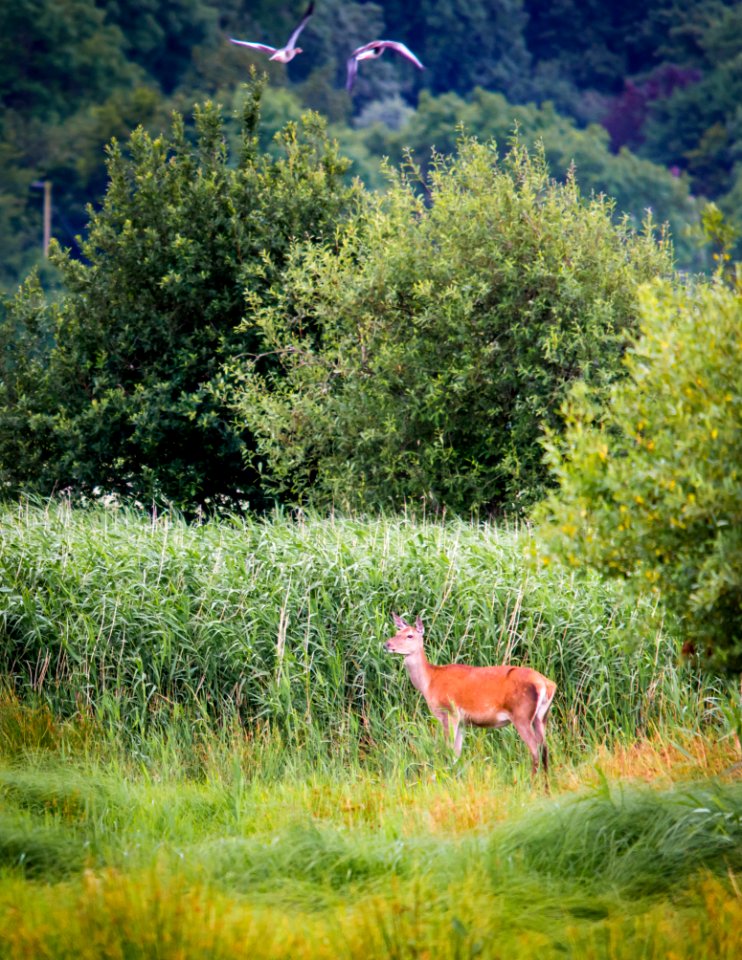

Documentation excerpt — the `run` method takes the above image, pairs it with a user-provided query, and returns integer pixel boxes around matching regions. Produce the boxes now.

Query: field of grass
[0,502,740,958]
[0,701,739,960]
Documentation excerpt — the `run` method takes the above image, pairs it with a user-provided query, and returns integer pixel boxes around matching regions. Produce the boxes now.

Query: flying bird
[230,2,314,64]
[346,40,424,92]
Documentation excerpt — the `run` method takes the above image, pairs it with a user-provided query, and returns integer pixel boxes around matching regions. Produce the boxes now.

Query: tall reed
[0,501,721,752]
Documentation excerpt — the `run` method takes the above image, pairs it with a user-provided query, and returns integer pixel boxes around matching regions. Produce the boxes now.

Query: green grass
[0,709,739,959]
[0,502,740,958]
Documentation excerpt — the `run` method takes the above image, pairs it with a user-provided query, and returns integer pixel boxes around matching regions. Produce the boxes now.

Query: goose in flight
[230,2,314,64]
[346,40,424,92]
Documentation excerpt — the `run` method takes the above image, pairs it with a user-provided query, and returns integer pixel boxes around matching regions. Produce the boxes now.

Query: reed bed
[0,500,724,758]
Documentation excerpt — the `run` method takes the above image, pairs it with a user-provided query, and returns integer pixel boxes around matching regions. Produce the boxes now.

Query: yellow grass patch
[562,732,740,790]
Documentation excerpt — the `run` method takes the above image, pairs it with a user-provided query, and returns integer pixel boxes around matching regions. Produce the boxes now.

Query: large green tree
[0,81,358,512]
[231,136,672,513]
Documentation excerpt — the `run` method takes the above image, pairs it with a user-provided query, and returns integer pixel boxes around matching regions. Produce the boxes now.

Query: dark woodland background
[2,0,740,287]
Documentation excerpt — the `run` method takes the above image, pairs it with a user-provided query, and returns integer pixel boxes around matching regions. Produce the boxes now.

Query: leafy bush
[347,88,704,268]
[0,79,357,513]
[536,273,742,670]
[233,136,672,513]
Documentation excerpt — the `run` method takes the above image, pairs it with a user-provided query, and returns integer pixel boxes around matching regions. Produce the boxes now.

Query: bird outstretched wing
[229,40,277,54]
[346,39,424,91]
[286,1,315,50]
[345,55,359,91]
[375,41,424,70]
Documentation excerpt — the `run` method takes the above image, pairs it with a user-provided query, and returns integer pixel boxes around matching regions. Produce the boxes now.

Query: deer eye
[407,633,413,638]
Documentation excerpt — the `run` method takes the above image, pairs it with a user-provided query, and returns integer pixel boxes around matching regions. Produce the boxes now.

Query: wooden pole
[42,179,52,257]
[31,179,53,257]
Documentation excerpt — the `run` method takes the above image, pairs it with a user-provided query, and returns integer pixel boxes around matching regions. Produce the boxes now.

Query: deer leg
[510,685,544,778]
[435,711,463,760]
[533,716,549,773]
[435,711,452,748]
[453,720,465,759]
[512,718,542,778]
[533,688,555,776]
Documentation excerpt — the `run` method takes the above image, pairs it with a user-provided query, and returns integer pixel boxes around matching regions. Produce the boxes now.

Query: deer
[385,614,557,778]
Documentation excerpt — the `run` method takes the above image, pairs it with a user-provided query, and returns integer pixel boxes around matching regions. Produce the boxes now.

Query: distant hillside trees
[0,0,138,119]
[640,3,742,207]
[3,0,739,291]
[0,0,142,287]
[98,0,217,93]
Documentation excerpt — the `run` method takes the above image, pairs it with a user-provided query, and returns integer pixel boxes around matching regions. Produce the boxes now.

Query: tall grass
[0,724,739,958]
[4,741,738,896]
[0,500,723,757]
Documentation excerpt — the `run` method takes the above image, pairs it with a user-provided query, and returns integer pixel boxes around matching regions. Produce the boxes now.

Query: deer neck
[403,648,432,698]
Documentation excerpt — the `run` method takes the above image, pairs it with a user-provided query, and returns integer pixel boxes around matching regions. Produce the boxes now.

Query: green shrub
[536,273,742,671]
[233,135,672,513]
[345,88,704,269]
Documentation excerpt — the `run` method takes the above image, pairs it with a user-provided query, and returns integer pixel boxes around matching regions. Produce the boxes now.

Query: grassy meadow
[0,501,740,958]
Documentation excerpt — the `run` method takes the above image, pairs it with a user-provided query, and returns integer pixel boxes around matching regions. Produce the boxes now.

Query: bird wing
[345,55,359,92]
[349,40,385,58]
[229,39,277,54]
[377,41,424,70]
[286,1,315,50]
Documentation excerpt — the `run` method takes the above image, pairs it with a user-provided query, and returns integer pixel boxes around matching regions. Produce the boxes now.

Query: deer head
[385,613,425,656]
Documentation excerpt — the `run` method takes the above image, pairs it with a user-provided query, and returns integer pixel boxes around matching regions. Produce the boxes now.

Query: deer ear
[392,612,407,629]
[415,615,424,635]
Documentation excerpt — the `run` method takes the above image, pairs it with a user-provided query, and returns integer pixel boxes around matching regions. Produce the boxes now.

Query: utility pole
[31,179,52,257]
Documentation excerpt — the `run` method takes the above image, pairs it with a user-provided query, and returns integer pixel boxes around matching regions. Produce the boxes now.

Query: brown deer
[385,614,556,777]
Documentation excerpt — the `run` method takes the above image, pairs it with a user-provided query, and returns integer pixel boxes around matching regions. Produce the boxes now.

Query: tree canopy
[0,84,357,512]
[230,135,672,513]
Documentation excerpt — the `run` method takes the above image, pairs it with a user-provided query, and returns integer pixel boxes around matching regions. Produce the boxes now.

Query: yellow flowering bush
[536,273,742,670]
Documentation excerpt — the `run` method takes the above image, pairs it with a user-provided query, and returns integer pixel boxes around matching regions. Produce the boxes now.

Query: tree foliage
[535,271,742,671]
[0,0,138,119]
[640,3,742,205]
[0,81,358,512]
[344,88,703,267]
[232,136,672,514]
[98,0,217,94]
